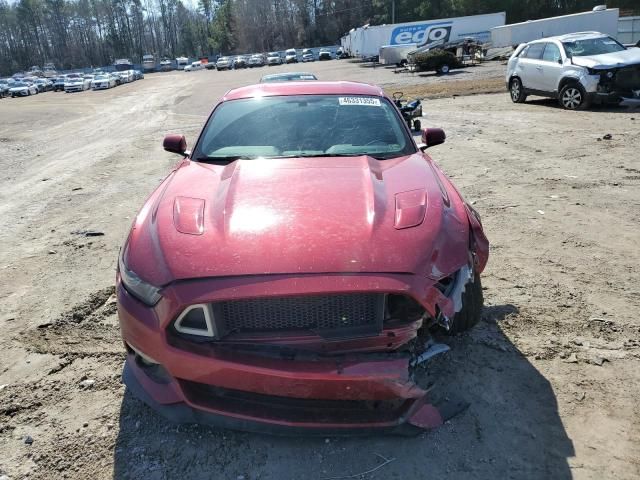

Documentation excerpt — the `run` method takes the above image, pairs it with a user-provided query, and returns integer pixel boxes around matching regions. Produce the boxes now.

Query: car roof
[223,81,384,101]
[529,31,607,44]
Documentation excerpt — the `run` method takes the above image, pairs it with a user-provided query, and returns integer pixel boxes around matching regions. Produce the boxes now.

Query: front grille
[614,65,640,92]
[214,293,385,339]
[180,380,410,424]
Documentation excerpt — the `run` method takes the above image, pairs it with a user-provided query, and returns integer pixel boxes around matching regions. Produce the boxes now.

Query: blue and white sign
[390,22,452,46]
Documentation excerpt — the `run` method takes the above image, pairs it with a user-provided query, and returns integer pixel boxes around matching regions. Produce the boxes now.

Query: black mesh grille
[215,293,384,337]
[615,65,640,92]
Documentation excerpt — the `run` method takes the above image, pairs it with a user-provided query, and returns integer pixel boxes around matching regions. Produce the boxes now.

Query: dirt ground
[0,59,639,480]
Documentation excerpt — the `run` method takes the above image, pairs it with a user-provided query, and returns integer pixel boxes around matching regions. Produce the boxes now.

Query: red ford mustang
[117,81,489,434]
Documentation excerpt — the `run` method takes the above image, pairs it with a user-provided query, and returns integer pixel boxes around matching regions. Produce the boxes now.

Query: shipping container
[341,12,505,60]
[490,7,619,48]
[618,16,640,46]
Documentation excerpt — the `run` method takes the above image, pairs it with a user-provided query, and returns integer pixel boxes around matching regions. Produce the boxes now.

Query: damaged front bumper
[588,64,640,105]
[117,267,478,435]
[122,349,465,435]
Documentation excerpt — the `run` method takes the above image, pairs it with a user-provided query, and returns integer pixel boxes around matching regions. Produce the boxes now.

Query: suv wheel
[438,64,450,74]
[509,77,527,103]
[559,83,589,110]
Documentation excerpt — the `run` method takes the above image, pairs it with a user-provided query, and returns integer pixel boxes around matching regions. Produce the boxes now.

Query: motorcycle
[393,92,422,131]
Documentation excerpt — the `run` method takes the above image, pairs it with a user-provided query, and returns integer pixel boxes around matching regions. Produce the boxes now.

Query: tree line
[1,0,638,75]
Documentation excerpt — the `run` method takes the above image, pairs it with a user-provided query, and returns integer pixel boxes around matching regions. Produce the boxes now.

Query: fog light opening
[174,304,216,337]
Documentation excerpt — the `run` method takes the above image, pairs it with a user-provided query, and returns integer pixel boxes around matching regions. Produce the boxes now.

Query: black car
[52,77,66,91]
[34,79,53,92]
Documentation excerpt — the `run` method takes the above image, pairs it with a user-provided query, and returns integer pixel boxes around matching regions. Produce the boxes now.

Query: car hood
[571,48,640,69]
[10,86,28,91]
[126,155,472,284]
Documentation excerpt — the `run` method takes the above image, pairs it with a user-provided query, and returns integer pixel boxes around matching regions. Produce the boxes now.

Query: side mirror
[420,128,446,150]
[163,134,187,155]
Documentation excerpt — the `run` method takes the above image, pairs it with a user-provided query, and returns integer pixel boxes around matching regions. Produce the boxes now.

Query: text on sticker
[339,97,381,107]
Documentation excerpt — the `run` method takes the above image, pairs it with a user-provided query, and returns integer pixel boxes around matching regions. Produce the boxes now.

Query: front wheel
[509,77,527,103]
[438,64,450,74]
[446,274,484,335]
[413,119,421,131]
[559,83,589,110]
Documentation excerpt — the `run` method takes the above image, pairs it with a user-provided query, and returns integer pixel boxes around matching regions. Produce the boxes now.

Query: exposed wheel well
[508,75,522,87]
[558,77,581,92]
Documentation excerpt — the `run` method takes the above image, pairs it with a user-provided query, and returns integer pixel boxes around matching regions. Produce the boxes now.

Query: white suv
[506,31,640,110]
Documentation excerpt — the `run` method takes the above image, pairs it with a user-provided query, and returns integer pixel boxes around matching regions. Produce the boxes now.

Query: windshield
[193,95,415,161]
[562,36,626,57]
[95,75,108,80]
[13,82,27,87]
[262,73,317,82]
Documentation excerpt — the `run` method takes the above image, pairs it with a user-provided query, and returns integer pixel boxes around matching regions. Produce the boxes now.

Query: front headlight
[118,251,162,306]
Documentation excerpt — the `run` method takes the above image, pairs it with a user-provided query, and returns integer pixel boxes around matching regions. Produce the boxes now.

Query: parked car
[248,54,265,68]
[302,48,315,62]
[160,59,173,71]
[91,73,117,90]
[507,31,640,110]
[10,81,38,97]
[285,48,298,63]
[233,56,248,69]
[52,76,67,91]
[64,74,91,92]
[33,78,53,92]
[216,56,232,70]
[266,52,283,65]
[336,47,348,59]
[117,80,489,435]
[205,62,216,70]
[133,70,144,80]
[1,78,16,97]
[260,72,318,83]
[115,71,133,84]
[318,49,332,60]
[184,61,204,72]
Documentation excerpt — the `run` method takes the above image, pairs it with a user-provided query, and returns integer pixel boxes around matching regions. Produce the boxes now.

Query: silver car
[506,31,640,110]
[216,56,232,70]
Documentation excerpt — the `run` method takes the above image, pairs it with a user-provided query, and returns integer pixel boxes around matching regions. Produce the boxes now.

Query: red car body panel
[117,81,489,434]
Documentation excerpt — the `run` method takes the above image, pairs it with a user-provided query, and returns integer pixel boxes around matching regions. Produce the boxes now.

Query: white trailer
[618,16,640,46]
[347,12,506,60]
[176,56,189,70]
[490,7,619,48]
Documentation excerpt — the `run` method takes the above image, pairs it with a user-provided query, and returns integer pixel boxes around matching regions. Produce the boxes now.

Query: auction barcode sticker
[339,97,381,107]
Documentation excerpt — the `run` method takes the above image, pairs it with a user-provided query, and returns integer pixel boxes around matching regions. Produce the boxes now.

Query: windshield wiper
[194,155,256,164]
[297,153,369,158]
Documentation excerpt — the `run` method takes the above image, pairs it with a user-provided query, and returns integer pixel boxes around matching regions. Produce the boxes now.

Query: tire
[446,274,484,335]
[559,83,589,110]
[509,77,527,103]
[439,64,450,74]
[413,119,421,131]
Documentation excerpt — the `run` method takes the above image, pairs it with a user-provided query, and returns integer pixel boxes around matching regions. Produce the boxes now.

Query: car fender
[558,65,599,94]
